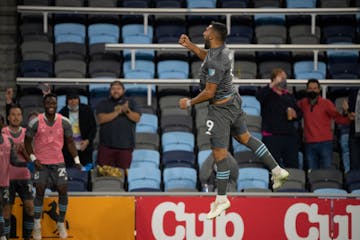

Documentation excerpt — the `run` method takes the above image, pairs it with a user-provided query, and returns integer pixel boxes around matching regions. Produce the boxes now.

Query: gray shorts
[9,179,33,204]
[206,94,248,148]
[0,187,10,206]
[33,163,68,187]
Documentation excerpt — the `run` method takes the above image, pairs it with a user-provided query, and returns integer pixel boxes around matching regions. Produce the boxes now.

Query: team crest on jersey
[208,68,215,76]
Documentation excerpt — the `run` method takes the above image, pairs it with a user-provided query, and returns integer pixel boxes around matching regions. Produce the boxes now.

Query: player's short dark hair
[8,103,23,113]
[306,78,320,88]
[43,93,57,103]
[211,21,227,41]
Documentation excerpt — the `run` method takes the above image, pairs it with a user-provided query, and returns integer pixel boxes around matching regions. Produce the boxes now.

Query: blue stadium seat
[157,60,189,79]
[198,149,212,169]
[313,188,348,194]
[162,131,195,152]
[232,131,262,154]
[54,23,86,44]
[286,0,316,8]
[123,60,156,94]
[186,0,216,8]
[237,167,269,191]
[88,23,119,45]
[130,149,160,169]
[163,167,198,191]
[122,24,154,59]
[294,61,327,79]
[241,95,261,116]
[128,167,161,191]
[67,167,88,192]
[162,150,195,168]
[136,113,158,133]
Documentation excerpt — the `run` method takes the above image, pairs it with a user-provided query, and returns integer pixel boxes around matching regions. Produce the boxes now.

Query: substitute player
[2,104,34,240]
[178,22,289,219]
[24,93,81,240]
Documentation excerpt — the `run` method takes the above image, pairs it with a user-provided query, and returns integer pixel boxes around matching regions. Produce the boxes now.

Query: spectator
[297,79,350,170]
[199,152,238,192]
[346,88,360,170]
[256,68,302,168]
[96,81,141,169]
[0,114,5,129]
[59,92,97,168]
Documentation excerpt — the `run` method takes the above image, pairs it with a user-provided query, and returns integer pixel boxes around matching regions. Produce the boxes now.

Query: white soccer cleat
[57,222,68,239]
[33,221,42,240]
[272,168,289,190]
[206,198,231,219]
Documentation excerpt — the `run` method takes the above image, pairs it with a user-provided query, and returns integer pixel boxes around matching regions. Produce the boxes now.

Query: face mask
[67,105,79,112]
[278,80,287,89]
[307,91,318,100]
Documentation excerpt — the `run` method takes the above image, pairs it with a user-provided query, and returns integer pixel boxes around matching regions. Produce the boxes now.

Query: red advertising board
[135,196,360,240]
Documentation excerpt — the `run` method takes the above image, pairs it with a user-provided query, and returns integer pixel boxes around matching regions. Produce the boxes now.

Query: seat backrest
[286,0,316,8]
[157,60,189,77]
[197,149,212,169]
[136,113,158,133]
[128,167,161,191]
[123,60,155,75]
[162,150,195,168]
[314,188,348,194]
[135,132,160,150]
[162,131,194,152]
[163,167,197,190]
[131,149,160,168]
[161,115,193,132]
[237,167,269,191]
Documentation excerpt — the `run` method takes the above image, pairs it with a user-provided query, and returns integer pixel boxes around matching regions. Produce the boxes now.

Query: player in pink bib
[25,94,81,240]
[2,104,34,240]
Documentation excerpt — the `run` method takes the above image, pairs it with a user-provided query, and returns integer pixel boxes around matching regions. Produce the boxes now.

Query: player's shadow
[42,200,69,234]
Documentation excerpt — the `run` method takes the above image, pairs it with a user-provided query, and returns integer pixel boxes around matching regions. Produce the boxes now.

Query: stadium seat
[163,150,195,168]
[20,22,52,42]
[237,167,269,192]
[294,61,327,79]
[322,25,356,44]
[327,62,360,79]
[157,60,189,79]
[255,25,287,44]
[88,23,120,45]
[307,169,344,192]
[54,23,86,44]
[55,0,85,6]
[67,167,88,192]
[286,0,316,8]
[55,42,86,60]
[155,20,186,43]
[122,24,154,59]
[233,60,257,79]
[162,131,194,152]
[89,59,121,78]
[91,168,125,192]
[186,0,216,8]
[346,170,360,192]
[128,167,161,192]
[161,115,193,133]
[130,149,160,169]
[21,40,53,61]
[198,149,212,169]
[258,61,292,79]
[54,59,86,78]
[163,167,198,191]
[88,0,118,7]
[21,60,53,77]
[314,188,348,194]
[319,0,350,7]
[136,113,158,133]
[277,168,306,192]
[135,132,160,150]
[241,96,261,116]
[219,0,249,8]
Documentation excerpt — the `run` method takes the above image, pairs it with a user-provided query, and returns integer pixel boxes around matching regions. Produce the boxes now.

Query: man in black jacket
[59,93,97,168]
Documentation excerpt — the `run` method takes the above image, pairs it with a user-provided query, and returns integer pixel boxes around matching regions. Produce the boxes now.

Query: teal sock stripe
[255,144,267,158]
[217,170,230,180]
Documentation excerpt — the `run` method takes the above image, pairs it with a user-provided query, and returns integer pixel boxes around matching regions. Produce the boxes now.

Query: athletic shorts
[0,187,10,206]
[206,94,248,148]
[9,179,33,204]
[33,163,68,187]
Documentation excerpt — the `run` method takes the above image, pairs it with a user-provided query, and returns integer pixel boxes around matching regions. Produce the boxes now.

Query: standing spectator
[347,88,360,170]
[59,92,97,168]
[297,79,350,170]
[256,68,302,168]
[24,93,81,240]
[96,81,141,169]
[2,104,34,240]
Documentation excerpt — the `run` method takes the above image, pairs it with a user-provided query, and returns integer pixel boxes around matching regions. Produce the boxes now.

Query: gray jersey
[199,45,235,101]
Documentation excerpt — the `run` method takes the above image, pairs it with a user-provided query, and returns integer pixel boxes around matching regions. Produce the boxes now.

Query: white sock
[216,195,227,202]
[271,166,282,175]
[34,218,41,227]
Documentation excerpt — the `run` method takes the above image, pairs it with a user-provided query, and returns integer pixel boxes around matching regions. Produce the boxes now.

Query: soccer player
[2,104,34,240]
[178,22,289,219]
[0,129,28,240]
[24,93,81,240]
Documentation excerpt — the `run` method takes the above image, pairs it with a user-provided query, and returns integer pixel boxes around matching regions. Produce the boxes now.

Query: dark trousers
[349,135,360,170]
[97,145,133,169]
[262,135,299,168]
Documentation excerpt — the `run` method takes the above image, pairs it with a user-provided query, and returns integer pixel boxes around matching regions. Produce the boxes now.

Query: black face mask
[307,91,318,100]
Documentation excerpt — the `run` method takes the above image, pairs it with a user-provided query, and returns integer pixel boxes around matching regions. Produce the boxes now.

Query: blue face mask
[67,105,79,112]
